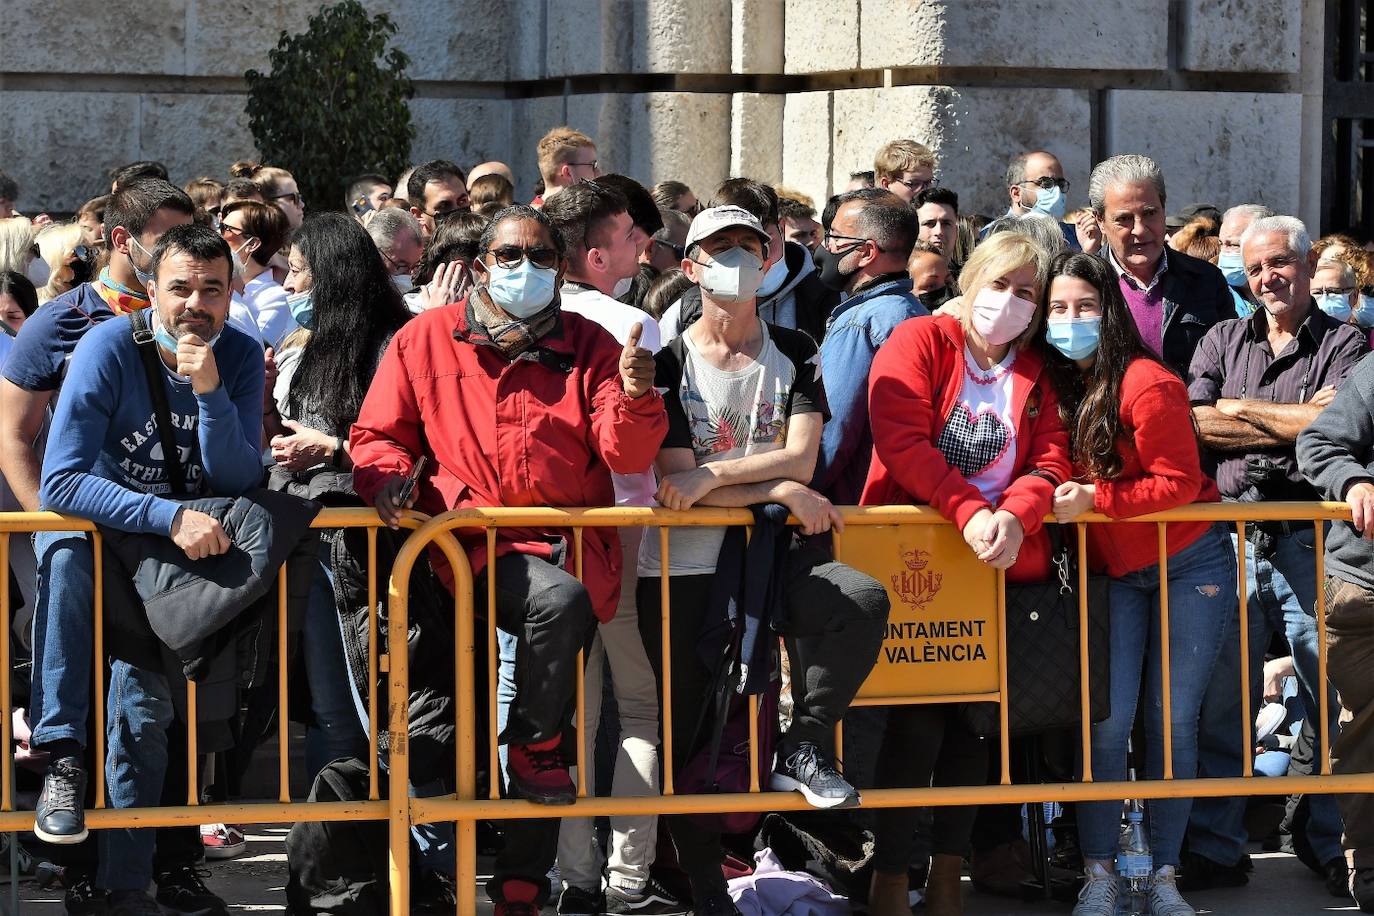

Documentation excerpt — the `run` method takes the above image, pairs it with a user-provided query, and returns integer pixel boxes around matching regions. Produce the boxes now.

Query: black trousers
[476,551,597,906]
[637,541,889,898]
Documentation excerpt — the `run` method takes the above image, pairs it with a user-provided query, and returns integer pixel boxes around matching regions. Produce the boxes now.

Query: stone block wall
[2,0,1324,233]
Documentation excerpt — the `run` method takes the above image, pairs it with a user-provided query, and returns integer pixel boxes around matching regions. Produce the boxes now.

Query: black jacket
[1151,248,1238,377]
[674,241,839,344]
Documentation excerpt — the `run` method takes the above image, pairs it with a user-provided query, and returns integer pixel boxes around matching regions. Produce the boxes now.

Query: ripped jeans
[1076,524,1236,869]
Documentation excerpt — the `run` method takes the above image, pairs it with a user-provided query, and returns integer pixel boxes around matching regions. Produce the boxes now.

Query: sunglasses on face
[485,246,559,270]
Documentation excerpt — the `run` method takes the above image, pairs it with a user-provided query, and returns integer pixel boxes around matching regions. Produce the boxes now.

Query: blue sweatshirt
[40,315,265,535]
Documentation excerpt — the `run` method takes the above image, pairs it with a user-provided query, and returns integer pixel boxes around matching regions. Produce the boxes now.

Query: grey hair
[1240,214,1311,259]
[1222,203,1274,226]
[981,211,1068,258]
[1088,154,1166,216]
[364,207,422,252]
[1315,258,1357,286]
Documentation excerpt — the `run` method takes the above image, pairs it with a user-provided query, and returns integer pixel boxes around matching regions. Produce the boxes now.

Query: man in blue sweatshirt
[38,223,263,915]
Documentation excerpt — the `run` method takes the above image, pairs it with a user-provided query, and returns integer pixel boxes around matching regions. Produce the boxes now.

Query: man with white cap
[636,205,890,916]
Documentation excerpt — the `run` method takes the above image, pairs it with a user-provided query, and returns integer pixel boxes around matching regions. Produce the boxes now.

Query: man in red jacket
[350,205,667,915]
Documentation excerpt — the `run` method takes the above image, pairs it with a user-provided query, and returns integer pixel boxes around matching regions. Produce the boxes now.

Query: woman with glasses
[862,232,1068,916]
[219,200,291,348]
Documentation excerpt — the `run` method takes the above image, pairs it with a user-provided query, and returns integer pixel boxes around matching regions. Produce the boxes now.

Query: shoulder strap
[128,310,187,496]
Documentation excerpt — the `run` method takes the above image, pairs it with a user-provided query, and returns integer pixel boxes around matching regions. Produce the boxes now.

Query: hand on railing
[375,475,419,530]
[170,508,231,560]
[1052,481,1096,523]
[776,481,844,535]
[964,508,1024,569]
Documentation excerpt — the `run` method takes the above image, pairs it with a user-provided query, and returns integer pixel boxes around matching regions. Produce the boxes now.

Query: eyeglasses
[891,176,936,192]
[1313,286,1357,296]
[272,191,303,207]
[823,231,880,252]
[1019,176,1071,192]
[569,160,599,170]
[382,249,419,276]
[72,244,96,262]
[485,246,560,270]
[653,238,686,259]
[218,222,249,239]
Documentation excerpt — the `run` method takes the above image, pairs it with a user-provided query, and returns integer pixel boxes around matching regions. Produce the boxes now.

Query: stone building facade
[2,0,1328,230]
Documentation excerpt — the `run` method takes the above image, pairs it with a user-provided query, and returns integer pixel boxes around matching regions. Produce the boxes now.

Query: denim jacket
[814,275,928,505]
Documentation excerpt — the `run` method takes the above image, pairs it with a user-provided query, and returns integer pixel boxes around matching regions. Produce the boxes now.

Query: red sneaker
[506,736,575,805]
[199,823,247,860]
[494,878,542,915]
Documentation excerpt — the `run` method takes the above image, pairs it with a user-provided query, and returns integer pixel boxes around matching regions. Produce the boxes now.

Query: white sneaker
[1072,862,1119,916]
[1149,865,1196,916]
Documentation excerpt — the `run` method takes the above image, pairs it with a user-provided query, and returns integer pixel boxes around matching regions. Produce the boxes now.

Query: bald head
[468,161,515,190]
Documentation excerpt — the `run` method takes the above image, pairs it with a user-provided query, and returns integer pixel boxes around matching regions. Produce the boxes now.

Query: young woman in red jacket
[862,232,1070,916]
[1042,251,1236,916]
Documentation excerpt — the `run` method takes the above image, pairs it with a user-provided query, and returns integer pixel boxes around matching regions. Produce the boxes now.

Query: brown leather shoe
[867,869,912,916]
[923,854,965,916]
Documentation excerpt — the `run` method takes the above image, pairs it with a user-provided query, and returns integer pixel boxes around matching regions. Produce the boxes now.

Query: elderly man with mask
[640,204,888,916]
[350,205,667,916]
[1089,154,1235,377]
[1186,215,1367,896]
[1217,204,1275,317]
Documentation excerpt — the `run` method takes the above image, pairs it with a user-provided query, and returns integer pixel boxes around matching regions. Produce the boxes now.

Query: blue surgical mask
[1217,250,1246,287]
[149,302,220,358]
[1045,316,1102,360]
[1317,292,1354,324]
[1354,294,1374,329]
[128,236,156,288]
[287,290,315,330]
[756,253,790,299]
[1029,184,1067,221]
[485,259,557,318]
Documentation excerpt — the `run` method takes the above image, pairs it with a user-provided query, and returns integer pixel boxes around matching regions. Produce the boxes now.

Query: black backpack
[285,758,388,914]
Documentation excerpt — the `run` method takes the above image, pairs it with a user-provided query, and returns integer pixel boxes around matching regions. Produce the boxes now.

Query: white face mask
[694,246,765,303]
[612,275,634,299]
[26,255,50,287]
[392,274,413,293]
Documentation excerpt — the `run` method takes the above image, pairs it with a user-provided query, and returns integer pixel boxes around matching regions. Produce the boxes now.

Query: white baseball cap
[684,205,770,256]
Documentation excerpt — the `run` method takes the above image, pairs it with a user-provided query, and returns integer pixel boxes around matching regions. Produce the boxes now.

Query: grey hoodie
[1297,351,1374,591]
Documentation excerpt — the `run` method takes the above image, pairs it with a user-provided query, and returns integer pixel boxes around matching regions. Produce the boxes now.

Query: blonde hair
[537,127,596,185]
[956,232,1053,349]
[35,222,85,304]
[229,161,296,199]
[874,139,937,179]
[0,216,36,275]
[773,184,815,209]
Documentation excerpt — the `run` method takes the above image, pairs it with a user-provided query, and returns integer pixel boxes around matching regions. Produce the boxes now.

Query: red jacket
[350,302,668,621]
[1082,357,1219,577]
[861,313,1071,582]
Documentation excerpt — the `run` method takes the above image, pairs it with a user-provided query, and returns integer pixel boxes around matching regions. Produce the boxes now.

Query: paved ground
[11,839,1360,914]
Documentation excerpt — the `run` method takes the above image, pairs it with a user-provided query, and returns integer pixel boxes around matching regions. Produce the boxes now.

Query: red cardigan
[1082,357,1219,577]
[861,313,1071,582]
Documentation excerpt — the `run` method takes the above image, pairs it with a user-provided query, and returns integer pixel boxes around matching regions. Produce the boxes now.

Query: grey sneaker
[770,741,859,808]
[603,878,690,914]
[1072,862,1118,916]
[34,756,87,844]
[1148,865,1197,916]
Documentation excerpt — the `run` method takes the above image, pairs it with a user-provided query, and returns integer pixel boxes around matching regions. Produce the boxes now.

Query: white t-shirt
[637,321,826,576]
[936,347,1019,504]
[227,292,264,347]
[244,273,296,350]
[561,282,661,508]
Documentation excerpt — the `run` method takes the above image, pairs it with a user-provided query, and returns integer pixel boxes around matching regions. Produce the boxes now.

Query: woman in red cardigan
[861,232,1070,916]
[1042,252,1236,916]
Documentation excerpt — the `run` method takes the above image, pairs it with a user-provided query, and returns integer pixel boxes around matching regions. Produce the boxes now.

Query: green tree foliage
[245,0,414,212]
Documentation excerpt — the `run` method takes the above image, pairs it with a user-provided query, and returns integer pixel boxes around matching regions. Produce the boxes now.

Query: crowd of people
[1,125,1374,916]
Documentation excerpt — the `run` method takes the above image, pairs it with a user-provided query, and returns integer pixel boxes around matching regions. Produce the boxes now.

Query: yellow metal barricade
[4,501,1374,916]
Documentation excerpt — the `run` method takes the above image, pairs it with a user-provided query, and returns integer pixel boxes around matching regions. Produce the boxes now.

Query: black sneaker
[63,872,108,915]
[769,741,859,809]
[1351,865,1374,912]
[1176,850,1249,892]
[557,883,603,915]
[603,878,690,914]
[154,864,229,916]
[414,868,458,913]
[35,756,88,844]
[107,890,161,916]
[1326,857,1354,899]
[695,893,743,916]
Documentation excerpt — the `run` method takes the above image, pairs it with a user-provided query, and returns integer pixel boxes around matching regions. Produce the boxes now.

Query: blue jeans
[1187,528,1345,866]
[303,547,367,781]
[1078,525,1235,868]
[30,530,95,748]
[98,661,173,891]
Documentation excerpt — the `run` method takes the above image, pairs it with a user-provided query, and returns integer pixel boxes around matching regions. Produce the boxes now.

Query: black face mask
[814,243,861,292]
[918,286,949,311]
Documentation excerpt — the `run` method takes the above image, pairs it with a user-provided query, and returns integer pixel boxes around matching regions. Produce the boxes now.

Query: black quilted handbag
[960,524,1111,737]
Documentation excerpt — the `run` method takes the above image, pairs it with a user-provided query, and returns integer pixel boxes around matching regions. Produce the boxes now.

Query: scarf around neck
[466,285,560,359]
[93,267,150,314]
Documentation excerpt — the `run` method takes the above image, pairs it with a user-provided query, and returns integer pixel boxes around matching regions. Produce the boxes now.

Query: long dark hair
[1041,252,1175,481]
[288,213,411,434]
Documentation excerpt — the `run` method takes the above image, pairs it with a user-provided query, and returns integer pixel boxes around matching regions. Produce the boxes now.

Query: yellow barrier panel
[0,501,1367,916]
